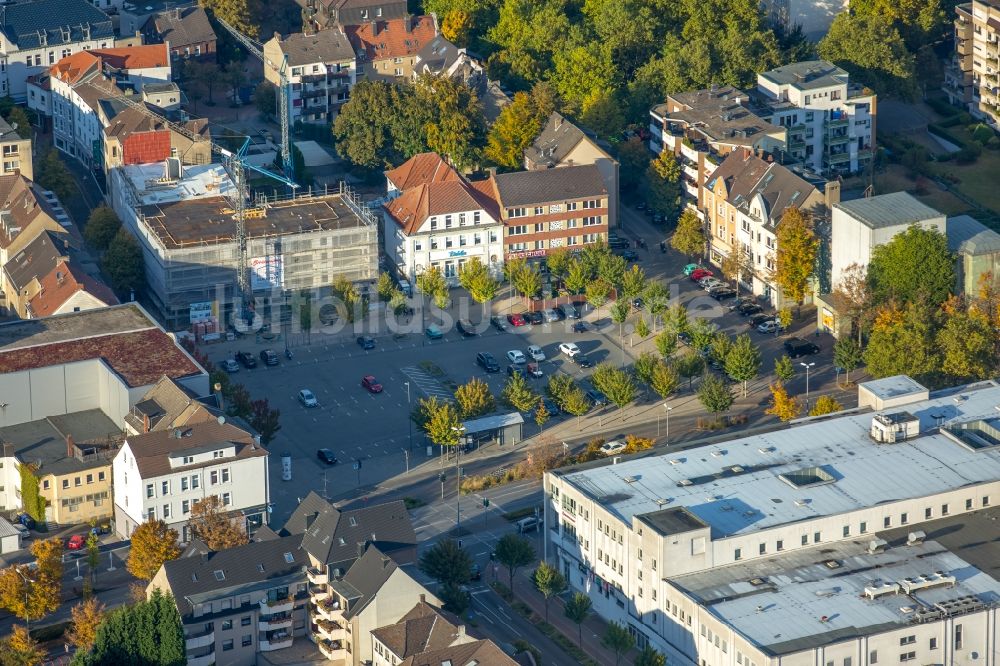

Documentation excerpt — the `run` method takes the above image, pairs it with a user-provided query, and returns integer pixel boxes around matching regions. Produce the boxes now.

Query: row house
[263,29,356,125]
[144,7,218,62]
[345,14,438,82]
[0,116,33,181]
[301,0,408,32]
[945,0,1000,131]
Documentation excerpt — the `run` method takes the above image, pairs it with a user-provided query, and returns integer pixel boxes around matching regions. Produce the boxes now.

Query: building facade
[145,7,218,62]
[945,0,1000,130]
[0,117,33,181]
[346,15,438,82]
[262,29,356,126]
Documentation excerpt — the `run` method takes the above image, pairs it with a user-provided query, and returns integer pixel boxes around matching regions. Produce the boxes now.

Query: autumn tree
[650,360,680,399]
[937,305,997,382]
[0,537,63,625]
[441,8,473,44]
[809,395,844,416]
[68,598,107,652]
[457,257,500,303]
[721,250,752,293]
[633,351,660,388]
[831,262,872,343]
[127,520,181,580]
[484,91,545,168]
[454,378,496,418]
[203,0,256,38]
[766,382,802,421]
[422,400,464,447]
[534,398,550,432]
[634,316,650,339]
[189,495,249,551]
[774,208,819,309]
[512,262,542,299]
[670,209,706,258]
[73,589,184,666]
[331,80,401,168]
[249,398,280,444]
[1,625,45,666]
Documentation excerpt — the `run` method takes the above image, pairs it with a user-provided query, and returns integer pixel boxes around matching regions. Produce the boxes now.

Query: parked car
[600,440,627,456]
[729,297,754,312]
[757,320,783,334]
[316,448,338,465]
[259,349,279,366]
[515,516,539,533]
[356,335,376,349]
[221,358,240,373]
[736,302,763,316]
[571,354,594,368]
[632,297,644,310]
[491,316,510,332]
[572,321,588,333]
[526,311,544,325]
[652,213,665,225]
[470,564,482,581]
[527,345,546,361]
[711,288,737,301]
[361,375,383,393]
[526,362,543,378]
[706,282,732,294]
[559,342,581,357]
[456,319,477,337]
[784,337,820,358]
[298,389,319,407]
[543,398,562,415]
[542,308,561,323]
[690,268,713,282]
[236,351,257,369]
[507,365,527,379]
[66,535,85,550]
[559,303,580,320]
[700,279,724,291]
[16,514,35,530]
[507,313,527,327]
[683,263,702,276]
[635,201,647,211]
[617,249,639,262]
[748,313,775,328]
[425,325,443,340]
[587,388,608,407]
[476,352,500,372]
[678,331,692,346]
[507,350,527,364]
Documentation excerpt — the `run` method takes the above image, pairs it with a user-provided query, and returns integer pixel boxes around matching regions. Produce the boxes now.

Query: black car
[316,448,338,465]
[632,297,644,310]
[470,564,482,581]
[678,331,692,346]
[711,288,737,301]
[476,352,500,372]
[572,354,594,368]
[607,238,630,250]
[573,321,588,333]
[728,297,753,312]
[652,214,665,225]
[526,311,544,325]
[617,249,639,262]
[559,303,580,319]
[236,351,257,369]
[784,337,820,358]
[586,388,608,407]
[259,349,279,366]
[507,365,527,379]
[490,316,509,332]
[456,319,477,337]
[357,335,376,349]
[748,313,775,328]
[737,302,763,316]
[543,398,562,415]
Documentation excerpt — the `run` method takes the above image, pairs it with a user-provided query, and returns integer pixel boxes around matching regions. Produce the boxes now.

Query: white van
[515,516,538,533]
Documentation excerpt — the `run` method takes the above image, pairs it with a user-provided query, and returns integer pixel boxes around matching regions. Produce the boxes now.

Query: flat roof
[860,375,928,401]
[462,412,523,432]
[758,60,849,91]
[671,512,1000,656]
[139,192,373,249]
[553,380,1000,538]
[121,162,237,206]
[0,409,121,476]
[834,192,943,230]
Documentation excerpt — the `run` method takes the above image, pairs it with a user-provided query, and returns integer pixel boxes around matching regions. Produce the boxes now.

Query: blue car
[425,325,443,340]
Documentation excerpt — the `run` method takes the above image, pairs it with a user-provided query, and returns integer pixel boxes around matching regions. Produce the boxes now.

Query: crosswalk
[400,366,454,400]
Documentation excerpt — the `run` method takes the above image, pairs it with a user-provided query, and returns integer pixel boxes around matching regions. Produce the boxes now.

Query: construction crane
[109,91,297,319]
[213,16,293,181]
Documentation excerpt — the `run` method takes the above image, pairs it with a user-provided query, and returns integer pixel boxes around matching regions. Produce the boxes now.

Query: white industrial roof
[122,162,236,205]
[859,374,928,401]
[834,192,943,229]
[672,535,1000,655]
[556,380,1000,537]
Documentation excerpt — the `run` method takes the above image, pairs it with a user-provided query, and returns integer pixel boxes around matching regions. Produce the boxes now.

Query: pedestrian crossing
[401,366,454,400]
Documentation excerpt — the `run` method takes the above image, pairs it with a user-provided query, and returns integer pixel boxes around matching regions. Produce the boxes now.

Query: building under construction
[109,159,378,330]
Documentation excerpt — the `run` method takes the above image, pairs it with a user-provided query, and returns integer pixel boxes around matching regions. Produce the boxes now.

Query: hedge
[927,123,971,151]
[925,95,962,118]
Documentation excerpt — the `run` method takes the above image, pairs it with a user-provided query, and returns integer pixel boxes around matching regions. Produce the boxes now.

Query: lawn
[868,165,969,216]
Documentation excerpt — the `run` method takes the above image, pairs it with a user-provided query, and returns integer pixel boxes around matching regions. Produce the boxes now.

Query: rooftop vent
[624,476,638,484]
[870,412,920,443]
[907,531,926,546]
[864,580,900,599]
[655,498,671,506]
[749,577,768,586]
[868,538,888,555]
[898,572,957,594]
[823,559,842,569]
[678,479,693,487]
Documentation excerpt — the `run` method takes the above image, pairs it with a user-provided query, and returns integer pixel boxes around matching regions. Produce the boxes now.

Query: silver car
[298,389,319,408]
[542,308,560,323]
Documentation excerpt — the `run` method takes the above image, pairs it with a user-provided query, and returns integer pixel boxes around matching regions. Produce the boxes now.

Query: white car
[600,440,627,456]
[559,342,580,358]
[757,320,783,334]
[506,350,527,364]
[298,389,319,408]
[527,345,546,361]
[700,278,724,290]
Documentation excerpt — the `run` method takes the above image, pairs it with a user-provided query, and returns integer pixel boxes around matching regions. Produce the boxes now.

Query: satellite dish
[217,415,226,425]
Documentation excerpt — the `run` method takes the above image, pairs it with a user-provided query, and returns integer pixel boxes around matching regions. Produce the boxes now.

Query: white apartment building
[112,420,270,541]
[262,29,356,125]
[544,376,1000,664]
[755,60,876,176]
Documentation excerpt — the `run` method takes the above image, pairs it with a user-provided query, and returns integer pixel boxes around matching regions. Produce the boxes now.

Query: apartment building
[346,15,438,81]
[0,117,33,181]
[487,165,609,262]
[3,230,71,318]
[301,0,408,32]
[101,105,212,173]
[381,152,504,283]
[945,0,1000,130]
[754,60,876,176]
[412,35,484,86]
[0,174,69,296]
[648,86,787,214]
[371,599,476,665]
[25,259,118,318]
[262,29,356,125]
[145,7,218,62]
[544,375,1000,664]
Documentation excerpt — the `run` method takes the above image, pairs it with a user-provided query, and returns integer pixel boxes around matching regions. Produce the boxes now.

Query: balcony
[185,630,215,650]
[301,73,326,83]
[301,87,327,99]
[318,639,347,660]
[680,142,701,163]
[312,595,344,621]
[826,134,851,146]
[788,137,806,151]
[260,596,293,615]
[683,181,699,198]
[259,613,292,631]
[858,148,874,160]
[187,652,215,666]
[313,619,347,642]
[307,567,328,585]
[824,151,851,165]
[259,635,294,652]
[826,116,849,128]
[682,164,699,181]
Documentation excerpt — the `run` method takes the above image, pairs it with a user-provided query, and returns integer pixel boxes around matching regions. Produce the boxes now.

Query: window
[801,534,808,546]
[860,521,867,534]
[86,474,93,484]
[507,208,527,218]
[900,635,916,646]
[241,616,251,626]
[98,471,105,481]
[147,508,155,520]
[869,651,878,664]
[474,211,482,224]
[930,637,938,649]
[445,215,453,228]
[759,543,766,555]
[146,484,154,498]
[222,620,232,630]
[182,500,190,514]
[734,548,742,560]
[242,634,252,647]
[942,503,950,516]
[884,517,891,528]
[182,456,193,465]
[900,512,908,525]
[776,540,783,551]
[508,225,528,236]
[75,477,81,487]
[534,223,544,233]
[651,559,657,571]
[222,469,230,483]
[222,640,234,651]
[430,218,438,230]
[984,496,991,506]
[222,493,231,506]
[43,480,50,490]
[211,471,219,485]
[192,475,199,489]
[955,623,963,649]
[583,199,599,209]
[181,477,188,491]
[966,498,973,510]
[163,504,170,518]
[843,526,850,537]
[899,652,915,662]
[162,481,169,495]
[813,532,821,543]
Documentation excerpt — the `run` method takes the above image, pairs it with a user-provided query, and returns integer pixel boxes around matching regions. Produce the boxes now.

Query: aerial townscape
[0,0,999,664]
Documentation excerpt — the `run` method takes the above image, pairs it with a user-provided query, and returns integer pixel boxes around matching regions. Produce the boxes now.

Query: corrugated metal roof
[947,214,1000,255]
[834,192,943,230]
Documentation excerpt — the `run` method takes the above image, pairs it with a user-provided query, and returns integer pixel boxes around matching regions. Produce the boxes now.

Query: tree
[102,228,146,295]
[650,360,680,399]
[332,80,401,168]
[68,598,106,652]
[597,252,626,290]
[564,592,592,646]
[86,532,100,583]
[635,316,650,340]
[412,396,446,431]
[586,279,612,320]
[376,272,396,300]
[698,373,734,414]
[564,259,589,294]
[670,209,705,258]
[0,538,62,625]
[512,263,542,299]
[189,495,249,551]
[602,621,635,666]
[618,137,651,191]
[778,308,793,331]
[502,371,539,412]
[458,257,499,303]
[545,247,573,283]
[633,351,660,387]
[774,355,796,383]
[127,520,181,580]
[249,398,281,444]
[937,306,997,382]
[534,398,550,432]
[203,0,256,38]
[647,151,681,218]
[818,12,917,98]
[36,148,75,202]
[437,581,471,615]
[84,206,121,253]
[441,8,473,44]
[416,265,449,304]
[725,333,762,397]
[711,332,734,368]
[454,378,496,419]
[5,105,32,139]
[663,303,690,336]
[610,299,630,362]
[494,533,535,589]
[810,395,844,416]
[675,351,705,390]
[419,539,472,585]
[73,589,184,666]
[643,282,669,331]
[423,400,464,447]
[546,373,576,407]
[581,88,627,141]
[592,364,637,419]
[620,264,647,300]
[533,561,567,622]
[833,337,864,384]
[832,262,872,343]
[487,0,575,86]
[864,303,940,383]
[766,382,802,421]
[254,80,277,118]
[774,208,819,308]
[634,645,667,666]
[415,73,486,170]
[1,625,45,666]
[551,43,616,115]
[688,317,718,352]
[485,91,545,168]
[867,225,954,308]
[721,250,752,292]
[562,386,591,425]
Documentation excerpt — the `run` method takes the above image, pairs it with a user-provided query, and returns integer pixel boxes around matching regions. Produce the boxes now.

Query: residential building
[525,112,620,228]
[100,104,211,173]
[0,117,33,181]
[703,150,839,307]
[487,165,609,262]
[543,375,1000,664]
[25,259,118,318]
[111,419,269,540]
[370,599,479,666]
[945,0,1000,129]
[300,0,408,32]
[108,161,378,330]
[262,29,356,125]
[0,0,115,101]
[3,230,71,318]
[140,82,184,112]
[648,87,787,213]
[346,15,438,82]
[381,152,503,284]
[0,175,70,294]
[145,7,218,62]
[754,60,877,176]
[397,639,520,666]
[946,214,1000,296]
[830,192,947,288]
[412,35,484,86]
[123,375,222,436]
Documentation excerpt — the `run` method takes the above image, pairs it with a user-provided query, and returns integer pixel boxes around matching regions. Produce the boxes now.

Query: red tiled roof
[385,152,459,191]
[0,327,200,387]
[345,15,437,62]
[50,51,101,84]
[89,45,170,70]
[26,260,118,318]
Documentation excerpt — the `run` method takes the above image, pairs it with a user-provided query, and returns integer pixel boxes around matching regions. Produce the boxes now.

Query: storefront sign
[507,249,548,259]
[448,250,467,257]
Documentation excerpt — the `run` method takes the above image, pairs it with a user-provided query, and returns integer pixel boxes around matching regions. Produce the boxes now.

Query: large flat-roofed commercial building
[543,376,1000,663]
[109,161,378,330]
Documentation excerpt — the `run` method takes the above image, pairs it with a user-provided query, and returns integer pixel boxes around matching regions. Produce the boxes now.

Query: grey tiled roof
[492,164,606,208]
[275,29,354,66]
[0,408,121,477]
[151,7,215,49]
[338,545,403,619]
[1,0,114,49]
[524,112,591,168]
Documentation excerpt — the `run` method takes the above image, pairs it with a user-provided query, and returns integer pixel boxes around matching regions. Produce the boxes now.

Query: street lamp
[451,425,466,536]
[800,362,816,406]
[17,567,35,632]
[404,381,412,450]
[660,403,673,442]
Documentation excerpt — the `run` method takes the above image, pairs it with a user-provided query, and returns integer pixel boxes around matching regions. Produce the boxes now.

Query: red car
[507,313,527,327]
[361,375,383,393]
[690,268,713,282]
[66,534,85,550]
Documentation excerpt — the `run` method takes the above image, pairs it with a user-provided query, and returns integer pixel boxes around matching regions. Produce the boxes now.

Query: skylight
[213,570,225,581]
[283,552,294,564]
[778,466,836,489]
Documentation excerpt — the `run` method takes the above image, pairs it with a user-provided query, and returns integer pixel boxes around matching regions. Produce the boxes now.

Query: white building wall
[830,209,947,287]
[1,37,114,101]
[390,209,504,284]
[0,359,132,428]
[44,289,114,316]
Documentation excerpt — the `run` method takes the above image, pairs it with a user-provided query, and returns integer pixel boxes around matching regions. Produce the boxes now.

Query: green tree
[127,521,180,581]
[437,581,471,615]
[864,304,940,383]
[494,533,535,589]
[512,263,542,299]
[833,337,864,384]
[86,532,100,583]
[670,209,706,258]
[454,378,496,418]
[809,395,844,416]
[102,228,146,296]
[634,645,667,666]
[587,279,612,320]
[254,80,277,118]
[84,206,122,253]
[564,258,589,294]
[618,137,651,192]
[698,373,734,414]
[774,208,819,309]
[818,12,917,98]
[938,307,997,382]
[598,253,627,288]
[488,0,576,86]
[502,371,539,412]
[376,272,395,300]
[602,621,635,666]
[419,539,472,585]
[676,350,705,390]
[620,264,647,300]
[412,396,447,431]
[591,364,637,419]
[634,316,650,339]
[249,398,280,444]
[5,105,33,139]
[663,303,690,336]
[562,386,591,425]
[867,225,954,307]
[646,152,681,218]
[563,592,592,646]
[36,148,75,202]
[533,561,567,622]
[458,257,500,303]
[633,351,660,387]
[711,332,734,368]
[332,80,400,168]
[610,299,630,362]
[485,91,545,168]
[650,360,680,399]
[688,317,718,352]
[725,333,762,397]
[546,373,576,406]
[416,266,450,307]
[550,42,616,115]
[545,247,573,282]
[774,355,796,383]
[415,73,486,170]
[643,282,669,331]
[72,589,184,666]
[423,400,464,447]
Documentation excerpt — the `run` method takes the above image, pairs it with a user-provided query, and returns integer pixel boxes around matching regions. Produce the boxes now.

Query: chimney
[419,593,426,603]
[357,541,365,558]
[456,624,466,637]
[142,412,151,433]
[824,179,842,208]
[56,271,64,285]
[404,14,412,33]
[370,20,378,36]
[381,556,390,569]
[214,382,224,413]
[65,434,75,458]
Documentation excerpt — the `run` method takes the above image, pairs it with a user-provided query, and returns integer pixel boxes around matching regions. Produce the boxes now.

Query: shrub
[955,142,982,164]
